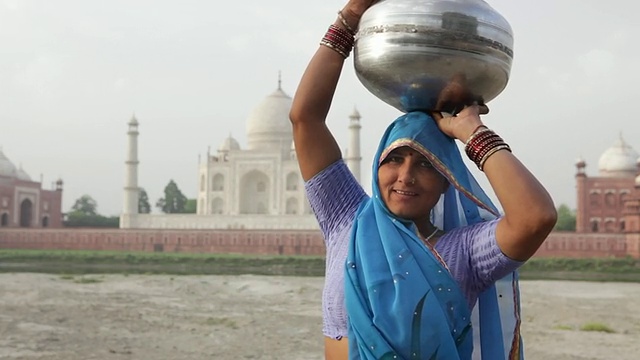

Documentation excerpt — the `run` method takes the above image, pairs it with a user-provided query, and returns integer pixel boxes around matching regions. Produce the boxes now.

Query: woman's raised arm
[433,106,557,261]
[289,1,376,181]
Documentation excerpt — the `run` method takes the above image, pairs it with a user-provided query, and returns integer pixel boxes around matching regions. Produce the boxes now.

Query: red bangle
[479,144,512,170]
[320,25,354,59]
[463,128,511,170]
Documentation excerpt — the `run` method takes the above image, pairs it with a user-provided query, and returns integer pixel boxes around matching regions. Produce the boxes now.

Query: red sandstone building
[0,149,63,228]
[575,135,640,234]
[528,135,640,259]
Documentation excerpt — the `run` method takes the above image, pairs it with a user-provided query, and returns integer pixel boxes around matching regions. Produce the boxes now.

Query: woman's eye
[420,160,433,168]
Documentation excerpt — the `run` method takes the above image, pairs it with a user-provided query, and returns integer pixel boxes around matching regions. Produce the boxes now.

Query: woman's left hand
[431,104,489,143]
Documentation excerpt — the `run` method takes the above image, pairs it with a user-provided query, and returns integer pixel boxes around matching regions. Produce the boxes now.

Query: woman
[289,1,557,359]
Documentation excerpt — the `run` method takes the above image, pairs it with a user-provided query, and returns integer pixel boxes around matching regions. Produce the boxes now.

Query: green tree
[64,213,119,228]
[138,188,151,214]
[70,195,98,216]
[65,195,118,228]
[156,180,188,213]
[184,199,197,214]
[554,204,576,231]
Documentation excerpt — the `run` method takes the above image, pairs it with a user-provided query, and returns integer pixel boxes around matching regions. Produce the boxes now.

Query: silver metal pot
[354,0,514,113]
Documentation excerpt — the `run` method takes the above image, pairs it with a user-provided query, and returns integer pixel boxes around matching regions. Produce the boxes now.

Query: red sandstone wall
[535,232,628,258]
[0,228,327,256]
[0,229,637,258]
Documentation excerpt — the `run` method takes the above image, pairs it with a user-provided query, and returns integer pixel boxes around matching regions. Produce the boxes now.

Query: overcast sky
[2,0,639,216]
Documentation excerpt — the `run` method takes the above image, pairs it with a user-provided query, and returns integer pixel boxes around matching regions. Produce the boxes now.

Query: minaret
[346,107,362,184]
[122,114,140,218]
[575,156,587,232]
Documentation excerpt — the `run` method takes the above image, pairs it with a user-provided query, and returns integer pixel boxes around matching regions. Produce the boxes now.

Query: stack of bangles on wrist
[464,126,512,171]
[319,11,356,59]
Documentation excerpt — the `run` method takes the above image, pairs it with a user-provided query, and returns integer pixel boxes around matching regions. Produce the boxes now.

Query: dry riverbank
[0,274,638,359]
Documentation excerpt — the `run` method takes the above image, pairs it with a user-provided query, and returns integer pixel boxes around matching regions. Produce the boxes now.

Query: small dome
[245,84,293,151]
[575,157,586,168]
[350,107,361,119]
[16,164,31,181]
[0,149,17,178]
[218,134,241,152]
[598,135,639,177]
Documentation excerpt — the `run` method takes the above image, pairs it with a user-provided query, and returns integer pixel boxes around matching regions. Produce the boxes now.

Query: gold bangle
[479,144,512,171]
[320,40,348,59]
[337,10,356,35]
[464,125,490,145]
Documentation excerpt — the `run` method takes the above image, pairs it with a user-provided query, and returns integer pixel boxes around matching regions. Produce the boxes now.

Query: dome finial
[129,112,139,125]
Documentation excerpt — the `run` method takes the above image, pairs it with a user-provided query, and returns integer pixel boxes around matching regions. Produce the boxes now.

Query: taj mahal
[119,80,363,230]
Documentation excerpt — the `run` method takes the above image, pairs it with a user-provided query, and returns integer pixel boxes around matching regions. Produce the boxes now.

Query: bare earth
[0,274,638,360]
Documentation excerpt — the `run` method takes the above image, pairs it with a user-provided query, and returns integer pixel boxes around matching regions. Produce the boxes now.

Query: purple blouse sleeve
[437,218,524,294]
[304,160,368,244]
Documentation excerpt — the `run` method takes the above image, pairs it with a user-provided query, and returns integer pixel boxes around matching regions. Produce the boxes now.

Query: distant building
[120,79,363,230]
[575,135,640,233]
[198,83,309,217]
[0,149,63,228]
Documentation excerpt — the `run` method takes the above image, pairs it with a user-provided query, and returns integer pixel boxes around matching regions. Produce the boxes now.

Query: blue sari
[345,112,523,360]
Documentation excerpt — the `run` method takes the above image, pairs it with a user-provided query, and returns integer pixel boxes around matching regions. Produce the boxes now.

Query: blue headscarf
[345,112,523,360]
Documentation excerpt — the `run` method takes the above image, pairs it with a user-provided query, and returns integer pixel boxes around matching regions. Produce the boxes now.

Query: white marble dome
[598,135,639,177]
[246,85,293,151]
[218,134,241,152]
[0,149,17,178]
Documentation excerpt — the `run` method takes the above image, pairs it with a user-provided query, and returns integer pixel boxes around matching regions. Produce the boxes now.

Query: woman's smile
[392,188,419,198]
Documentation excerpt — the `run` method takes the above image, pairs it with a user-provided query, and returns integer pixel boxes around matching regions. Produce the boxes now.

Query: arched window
[211,198,224,214]
[286,172,298,191]
[200,174,205,192]
[620,192,629,205]
[286,197,299,214]
[20,199,32,228]
[239,171,270,214]
[42,216,49,227]
[605,193,615,207]
[604,219,616,233]
[589,192,600,207]
[620,220,626,232]
[591,220,599,232]
[0,213,8,227]
[212,174,224,191]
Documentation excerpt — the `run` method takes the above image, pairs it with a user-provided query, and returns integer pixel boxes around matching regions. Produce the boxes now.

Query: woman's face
[377,146,448,222]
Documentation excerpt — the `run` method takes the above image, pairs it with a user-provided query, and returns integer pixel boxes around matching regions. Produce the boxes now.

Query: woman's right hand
[341,0,378,29]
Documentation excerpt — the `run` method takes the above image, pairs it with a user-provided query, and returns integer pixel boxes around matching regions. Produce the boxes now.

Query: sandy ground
[0,274,638,360]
